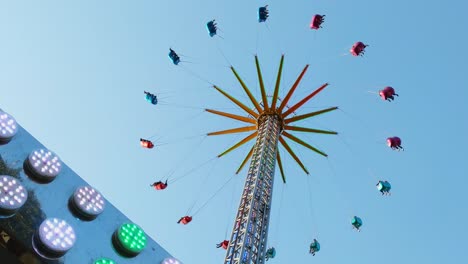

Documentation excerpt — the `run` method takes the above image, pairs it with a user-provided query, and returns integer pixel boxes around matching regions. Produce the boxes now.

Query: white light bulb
[161,258,183,264]
[0,175,28,214]
[71,186,106,219]
[0,111,18,143]
[27,149,62,182]
[37,218,76,255]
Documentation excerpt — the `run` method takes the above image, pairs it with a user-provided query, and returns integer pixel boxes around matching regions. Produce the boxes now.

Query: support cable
[192,174,236,216]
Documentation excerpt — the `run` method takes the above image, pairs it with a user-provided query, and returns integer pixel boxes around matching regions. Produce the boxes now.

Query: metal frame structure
[225,115,280,263]
[206,55,337,263]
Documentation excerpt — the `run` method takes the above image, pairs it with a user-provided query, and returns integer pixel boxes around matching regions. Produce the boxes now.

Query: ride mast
[206,55,337,263]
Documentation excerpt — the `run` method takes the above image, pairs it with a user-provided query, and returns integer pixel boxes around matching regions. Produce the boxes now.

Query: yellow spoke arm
[231,67,263,113]
[282,131,328,157]
[276,150,286,183]
[218,132,258,158]
[284,125,337,135]
[236,145,255,174]
[255,55,269,111]
[206,109,257,124]
[213,85,259,118]
[208,126,257,136]
[279,136,309,174]
[270,55,284,110]
[285,106,338,124]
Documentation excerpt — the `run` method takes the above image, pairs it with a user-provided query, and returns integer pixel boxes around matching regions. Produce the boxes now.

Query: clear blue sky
[1,1,467,263]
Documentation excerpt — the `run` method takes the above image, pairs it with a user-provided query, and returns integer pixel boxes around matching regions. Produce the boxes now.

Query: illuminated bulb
[70,186,105,220]
[0,175,28,216]
[112,223,147,257]
[161,257,183,264]
[0,111,18,143]
[33,218,76,259]
[94,258,116,264]
[26,149,62,182]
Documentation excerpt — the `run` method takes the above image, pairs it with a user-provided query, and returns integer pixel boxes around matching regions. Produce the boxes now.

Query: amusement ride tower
[205,55,337,263]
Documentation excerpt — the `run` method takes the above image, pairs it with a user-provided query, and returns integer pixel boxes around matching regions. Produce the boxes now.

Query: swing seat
[180,216,192,225]
[141,140,154,149]
[350,42,367,56]
[310,15,324,29]
[154,183,167,190]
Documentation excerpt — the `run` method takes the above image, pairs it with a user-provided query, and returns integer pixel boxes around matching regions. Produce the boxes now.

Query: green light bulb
[94,258,116,264]
[115,223,147,255]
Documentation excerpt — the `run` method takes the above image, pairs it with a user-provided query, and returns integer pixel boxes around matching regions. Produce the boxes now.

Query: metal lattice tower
[206,55,337,263]
[224,115,281,263]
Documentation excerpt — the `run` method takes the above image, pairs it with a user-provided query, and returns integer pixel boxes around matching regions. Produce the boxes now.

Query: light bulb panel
[113,223,147,256]
[27,149,62,182]
[71,186,105,219]
[0,175,28,215]
[161,257,183,264]
[0,111,18,143]
[37,218,76,255]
